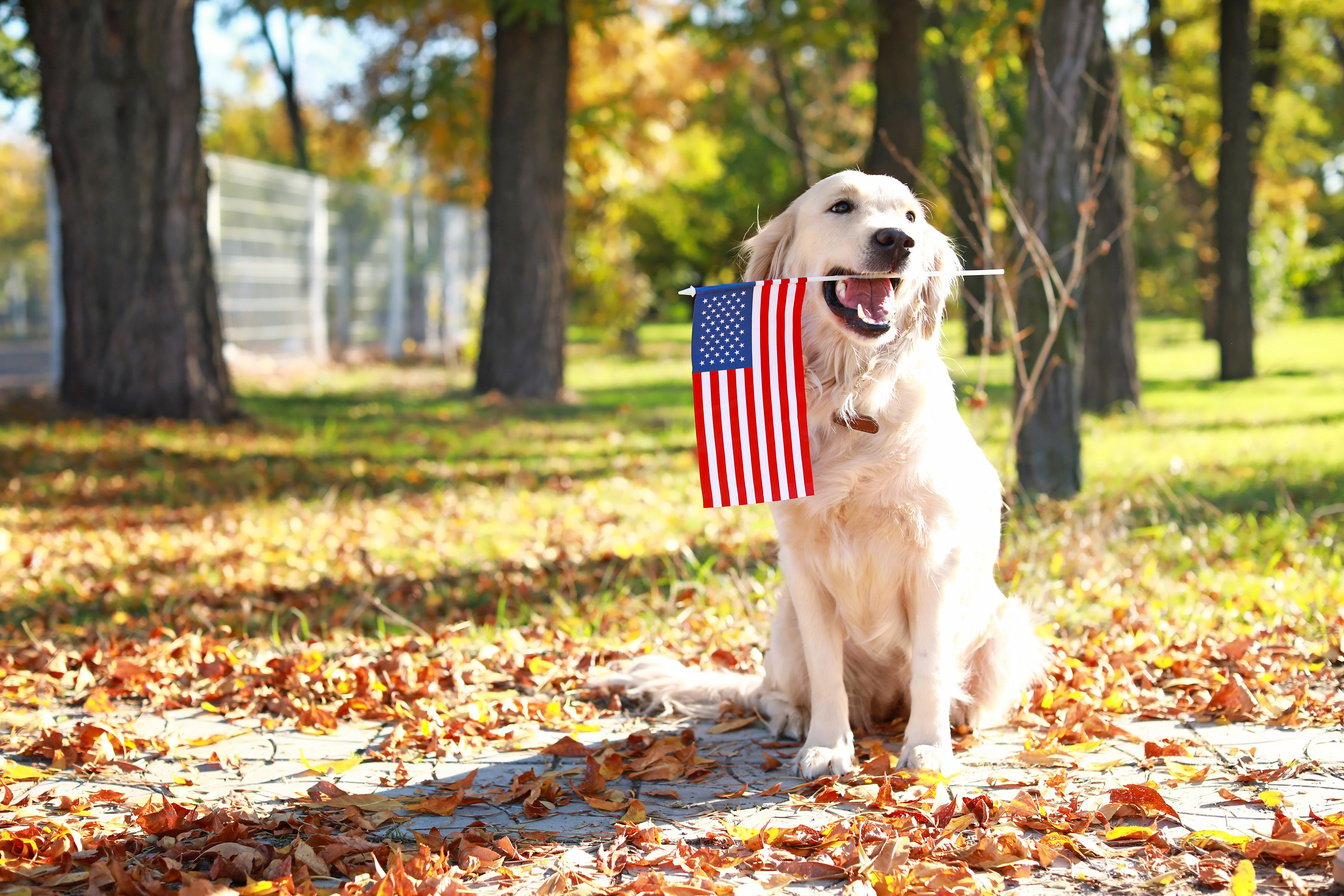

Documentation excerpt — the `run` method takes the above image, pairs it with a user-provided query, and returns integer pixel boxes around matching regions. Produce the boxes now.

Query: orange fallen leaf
[541,735,591,757]
[706,716,756,734]
[1106,783,1181,821]
[83,688,116,714]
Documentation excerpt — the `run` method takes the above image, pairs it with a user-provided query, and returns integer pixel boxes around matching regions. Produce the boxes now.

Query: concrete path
[5,707,1343,893]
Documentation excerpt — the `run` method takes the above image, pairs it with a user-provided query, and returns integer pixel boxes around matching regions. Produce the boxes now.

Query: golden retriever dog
[602,171,1044,777]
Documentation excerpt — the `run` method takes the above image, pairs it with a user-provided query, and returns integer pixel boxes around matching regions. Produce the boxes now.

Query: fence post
[45,166,63,383]
[442,205,464,363]
[385,194,407,359]
[332,224,352,357]
[308,174,331,362]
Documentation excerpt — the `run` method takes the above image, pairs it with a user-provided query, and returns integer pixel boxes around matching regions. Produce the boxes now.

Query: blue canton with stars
[692,283,755,373]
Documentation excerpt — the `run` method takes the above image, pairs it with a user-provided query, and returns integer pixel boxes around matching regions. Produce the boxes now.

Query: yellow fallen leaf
[1105,825,1157,842]
[1183,830,1252,851]
[621,799,647,824]
[707,716,757,734]
[1231,859,1257,896]
[1164,759,1211,783]
[299,752,364,776]
[1258,790,1284,808]
[0,760,50,782]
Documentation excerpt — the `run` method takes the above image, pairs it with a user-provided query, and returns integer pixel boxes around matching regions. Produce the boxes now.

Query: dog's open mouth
[823,270,900,336]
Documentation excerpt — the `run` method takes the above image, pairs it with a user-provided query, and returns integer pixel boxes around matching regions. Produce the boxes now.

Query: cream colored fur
[602,171,1045,777]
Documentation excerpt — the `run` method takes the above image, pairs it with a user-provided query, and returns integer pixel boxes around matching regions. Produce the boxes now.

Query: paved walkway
[6,708,1344,893]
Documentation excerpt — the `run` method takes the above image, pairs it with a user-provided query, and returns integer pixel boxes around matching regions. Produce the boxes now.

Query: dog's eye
[829,200,853,214]
[905,210,917,223]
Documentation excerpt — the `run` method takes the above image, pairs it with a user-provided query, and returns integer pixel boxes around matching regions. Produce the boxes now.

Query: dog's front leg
[780,550,854,778]
[900,555,959,772]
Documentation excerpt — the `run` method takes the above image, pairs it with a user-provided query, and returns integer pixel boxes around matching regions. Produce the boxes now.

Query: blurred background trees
[1,0,1342,490]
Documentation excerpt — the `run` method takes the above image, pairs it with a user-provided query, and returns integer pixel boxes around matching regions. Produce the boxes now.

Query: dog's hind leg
[758,589,809,741]
[954,592,1047,729]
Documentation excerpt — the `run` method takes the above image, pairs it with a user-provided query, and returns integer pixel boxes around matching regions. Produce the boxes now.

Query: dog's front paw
[757,691,805,740]
[897,741,957,774]
[797,732,855,778]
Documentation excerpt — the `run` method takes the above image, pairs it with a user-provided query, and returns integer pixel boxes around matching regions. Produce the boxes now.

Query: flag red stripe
[743,359,764,504]
[724,368,748,504]
[758,280,782,502]
[791,279,814,496]
[775,280,799,499]
[712,372,731,505]
[692,373,714,508]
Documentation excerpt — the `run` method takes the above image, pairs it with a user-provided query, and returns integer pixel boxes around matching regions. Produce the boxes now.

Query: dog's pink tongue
[842,278,895,323]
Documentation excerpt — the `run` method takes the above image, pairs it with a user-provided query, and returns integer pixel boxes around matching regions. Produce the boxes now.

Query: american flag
[691,279,813,508]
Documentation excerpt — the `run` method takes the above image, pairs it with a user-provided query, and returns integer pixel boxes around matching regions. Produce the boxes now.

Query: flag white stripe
[734,360,755,504]
[700,373,722,508]
[782,279,806,496]
[767,282,789,497]
[750,283,771,502]
[716,371,738,506]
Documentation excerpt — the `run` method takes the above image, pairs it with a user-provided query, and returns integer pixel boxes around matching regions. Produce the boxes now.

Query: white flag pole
[678,269,1005,297]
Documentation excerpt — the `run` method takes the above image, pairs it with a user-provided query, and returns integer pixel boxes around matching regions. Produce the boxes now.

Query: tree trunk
[258,9,310,172]
[475,0,570,399]
[1013,0,1101,499]
[1080,13,1140,412]
[1216,0,1255,380]
[927,4,1000,356]
[765,44,816,189]
[21,0,238,422]
[863,0,924,188]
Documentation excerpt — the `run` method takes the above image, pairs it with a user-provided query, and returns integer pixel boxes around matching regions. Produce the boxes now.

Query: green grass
[1,317,1340,649]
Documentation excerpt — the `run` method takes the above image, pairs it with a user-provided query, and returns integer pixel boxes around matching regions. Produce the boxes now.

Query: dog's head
[743,171,959,354]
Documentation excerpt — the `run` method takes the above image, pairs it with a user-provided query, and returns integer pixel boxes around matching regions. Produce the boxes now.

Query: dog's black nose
[872,228,916,251]
[871,228,915,269]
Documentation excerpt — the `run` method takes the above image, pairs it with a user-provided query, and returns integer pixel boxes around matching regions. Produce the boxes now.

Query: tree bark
[927,4,1000,356]
[475,0,570,399]
[1216,0,1255,380]
[863,0,924,188]
[1013,0,1101,499]
[1080,13,1140,412]
[21,0,238,422]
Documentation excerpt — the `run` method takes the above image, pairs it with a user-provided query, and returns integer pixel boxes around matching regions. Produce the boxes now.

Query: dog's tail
[593,654,763,718]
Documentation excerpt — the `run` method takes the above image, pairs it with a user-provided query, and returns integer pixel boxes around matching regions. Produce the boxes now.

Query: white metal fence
[0,154,487,387]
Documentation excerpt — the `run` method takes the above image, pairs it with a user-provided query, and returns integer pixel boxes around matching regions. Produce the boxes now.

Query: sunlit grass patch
[0,318,1340,650]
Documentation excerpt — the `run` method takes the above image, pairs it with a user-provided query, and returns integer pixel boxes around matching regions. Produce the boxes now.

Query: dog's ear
[742,206,797,281]
[913,230,961,340]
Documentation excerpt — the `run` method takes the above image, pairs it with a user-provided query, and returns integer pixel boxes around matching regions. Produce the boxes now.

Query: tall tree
[474,0,570,399]
[926,3,1000,356]
[1216,0,1255,380]
[20,0,238,422]
[222,0,311,171]
[1013,0,1102,498]
[1080,10,1140,412]
[863,0,924,186]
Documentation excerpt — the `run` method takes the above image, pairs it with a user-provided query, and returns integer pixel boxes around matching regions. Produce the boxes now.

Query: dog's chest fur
[770,350,965,650]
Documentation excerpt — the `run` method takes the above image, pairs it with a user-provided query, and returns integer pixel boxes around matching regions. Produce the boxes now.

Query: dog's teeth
[835,280,847,300]
[858,305,875,324]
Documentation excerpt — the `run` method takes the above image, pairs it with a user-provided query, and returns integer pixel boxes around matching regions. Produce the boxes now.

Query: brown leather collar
[833,412,880,434]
